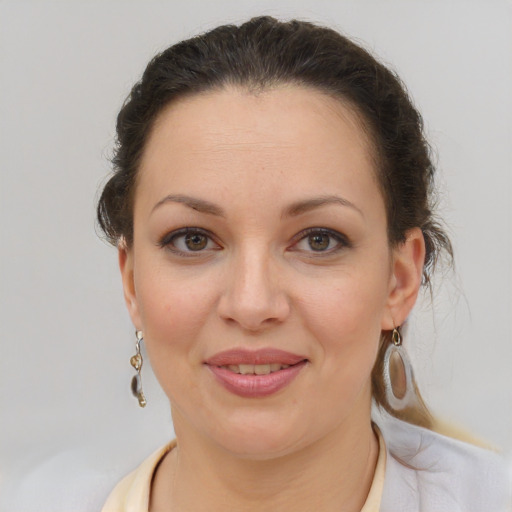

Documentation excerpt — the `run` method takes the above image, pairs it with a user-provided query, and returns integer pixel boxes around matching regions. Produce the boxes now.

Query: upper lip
[205,348,307,366]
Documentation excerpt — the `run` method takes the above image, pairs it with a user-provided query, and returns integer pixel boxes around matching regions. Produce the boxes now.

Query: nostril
[217,294,290,331]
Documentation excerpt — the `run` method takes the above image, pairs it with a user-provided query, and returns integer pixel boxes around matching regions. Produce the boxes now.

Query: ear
[118,241,142,329]
[381,227,426,330]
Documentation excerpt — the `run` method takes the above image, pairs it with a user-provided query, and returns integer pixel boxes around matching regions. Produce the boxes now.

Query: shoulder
[101,441,175,512]
[376,414,511,512]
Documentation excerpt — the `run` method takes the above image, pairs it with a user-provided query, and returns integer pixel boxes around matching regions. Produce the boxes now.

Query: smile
[219,363,291,375]
[205,349,308,398]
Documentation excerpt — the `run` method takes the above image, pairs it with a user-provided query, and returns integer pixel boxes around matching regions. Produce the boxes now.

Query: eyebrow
[283,195,364,218]
[151,193,363,219]
[151,194,225,217]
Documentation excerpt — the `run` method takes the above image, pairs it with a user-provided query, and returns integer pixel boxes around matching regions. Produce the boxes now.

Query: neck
[151,403,378,512]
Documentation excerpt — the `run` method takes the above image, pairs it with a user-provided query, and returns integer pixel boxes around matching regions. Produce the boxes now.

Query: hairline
[124,81,389,248]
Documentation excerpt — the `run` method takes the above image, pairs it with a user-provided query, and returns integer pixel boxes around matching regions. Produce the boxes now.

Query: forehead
[145,85,375,160]
[136,85,382,213]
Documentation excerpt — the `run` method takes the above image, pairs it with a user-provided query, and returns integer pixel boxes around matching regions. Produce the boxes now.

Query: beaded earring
[130,330,147,407]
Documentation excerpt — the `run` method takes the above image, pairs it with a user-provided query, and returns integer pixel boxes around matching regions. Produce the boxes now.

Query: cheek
[298,263,390,372]
[135,256,214,330]
[133,264,218,384]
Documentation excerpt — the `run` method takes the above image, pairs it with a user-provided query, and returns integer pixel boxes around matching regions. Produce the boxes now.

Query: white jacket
[378,413,511,511]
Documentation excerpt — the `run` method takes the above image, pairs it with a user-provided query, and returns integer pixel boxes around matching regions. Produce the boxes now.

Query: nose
[217,246,291,332]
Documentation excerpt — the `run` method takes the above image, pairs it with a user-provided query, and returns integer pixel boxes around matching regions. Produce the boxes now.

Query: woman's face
[120,86,423,458]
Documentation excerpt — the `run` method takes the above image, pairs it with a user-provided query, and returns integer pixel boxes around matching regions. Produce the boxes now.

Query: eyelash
[158,227,351,256]
[290,227,351,255]
[158,228,221,256]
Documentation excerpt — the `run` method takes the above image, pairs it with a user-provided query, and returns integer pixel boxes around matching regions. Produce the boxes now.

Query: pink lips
[205,348,308,398]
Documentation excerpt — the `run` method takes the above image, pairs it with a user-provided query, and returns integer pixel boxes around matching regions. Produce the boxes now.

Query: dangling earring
[383,327,415,410]
[130,330,147,408]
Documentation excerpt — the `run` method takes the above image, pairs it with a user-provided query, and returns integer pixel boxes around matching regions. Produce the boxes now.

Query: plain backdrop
[1,0,511,509]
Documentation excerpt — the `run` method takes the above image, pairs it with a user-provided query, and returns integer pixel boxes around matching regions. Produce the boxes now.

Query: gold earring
[130,330,147,407]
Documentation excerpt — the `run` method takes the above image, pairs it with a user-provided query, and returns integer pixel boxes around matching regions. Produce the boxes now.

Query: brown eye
[160,228,220,255]
[185,232,208,251]
[308,233,330,251]
[291,228,350,255]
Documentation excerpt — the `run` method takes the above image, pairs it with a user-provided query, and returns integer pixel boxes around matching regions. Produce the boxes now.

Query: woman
[97,17,510,511]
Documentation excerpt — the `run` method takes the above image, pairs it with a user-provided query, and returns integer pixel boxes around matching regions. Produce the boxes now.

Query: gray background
[1,0,511,509]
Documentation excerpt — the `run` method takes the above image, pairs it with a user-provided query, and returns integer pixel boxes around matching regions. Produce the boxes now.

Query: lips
[205,349,308,398]
[205,348,306,366]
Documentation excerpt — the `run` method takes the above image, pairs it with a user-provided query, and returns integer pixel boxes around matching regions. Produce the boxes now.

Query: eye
[182,232,208,251]
[160,228,220,255]
[292,228,349,254]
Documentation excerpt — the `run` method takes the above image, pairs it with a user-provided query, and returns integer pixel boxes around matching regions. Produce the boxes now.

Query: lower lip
[207,361,307,398]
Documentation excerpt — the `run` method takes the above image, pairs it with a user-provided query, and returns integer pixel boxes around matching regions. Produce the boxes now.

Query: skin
[119,85,425,511]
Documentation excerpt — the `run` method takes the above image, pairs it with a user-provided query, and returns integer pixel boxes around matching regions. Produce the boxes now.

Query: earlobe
[382,228,426,330]
[118,242,142,328]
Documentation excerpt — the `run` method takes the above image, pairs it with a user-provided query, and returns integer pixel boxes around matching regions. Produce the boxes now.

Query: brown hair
[97,16,452,428]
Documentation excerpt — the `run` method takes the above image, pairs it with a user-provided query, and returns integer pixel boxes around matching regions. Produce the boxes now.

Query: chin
[206,410,313,460]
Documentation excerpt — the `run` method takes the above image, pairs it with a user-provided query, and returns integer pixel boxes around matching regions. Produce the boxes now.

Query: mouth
[205,347,307,367]
[204,349,308,398]
[217,363,294,375]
